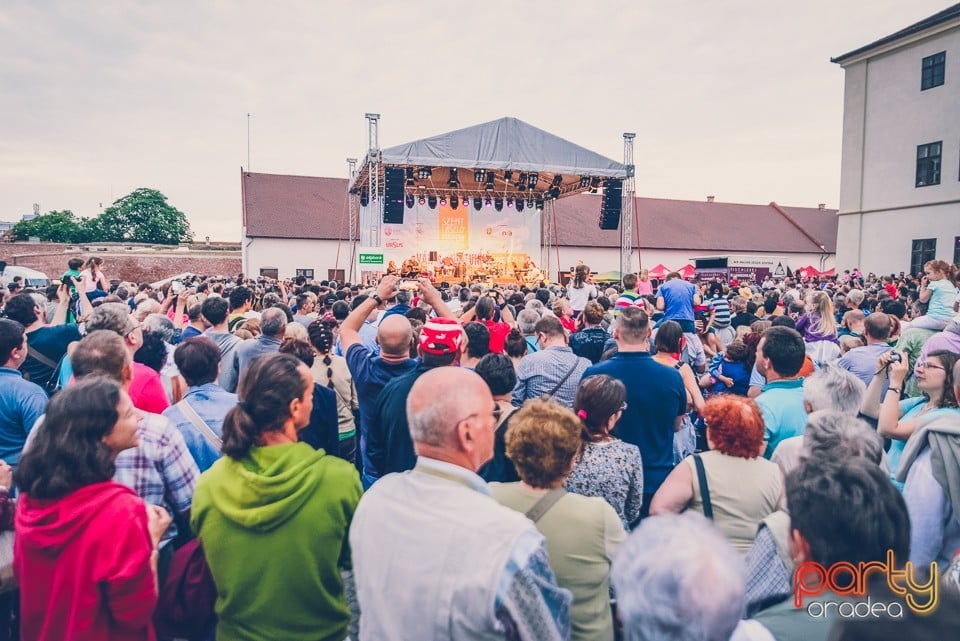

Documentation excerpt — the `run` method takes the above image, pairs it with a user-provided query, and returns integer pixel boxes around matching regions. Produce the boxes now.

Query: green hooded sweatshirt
[191,442,362,641]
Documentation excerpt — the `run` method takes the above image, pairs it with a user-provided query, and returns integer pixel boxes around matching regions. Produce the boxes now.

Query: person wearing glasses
[862,348,960,486]
[350,366,572,641]
[491,398,625,641]
[84,303,169,414]
[564,375,644,529]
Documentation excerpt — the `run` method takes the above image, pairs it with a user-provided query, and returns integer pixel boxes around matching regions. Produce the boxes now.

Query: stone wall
[0,243,241,283]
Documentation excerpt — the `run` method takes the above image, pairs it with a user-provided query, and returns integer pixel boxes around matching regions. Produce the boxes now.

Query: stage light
[506,198,514,208]
[535,199,544,210]
[439,196,447,207]
[360,191,369,207]
[579,176,591,188]
[474,169,485,183]
[494,198,503,211]
[418,167,432,180]
[589,177,601,193]
[516,199,525,212]
[484,171,495,190]
[405,167,415,187]
[428,196,438,209]
[448,168,460,188]
[450,195,459,209]
[405,194,415,208]
[485,197,492,207]
[418,195,426,206]
[504,170,513,181]
[549,187,561,200]
[473,197,482,211]
[527,173,539,188]
[551,175,563,187]
[527,197,535,209]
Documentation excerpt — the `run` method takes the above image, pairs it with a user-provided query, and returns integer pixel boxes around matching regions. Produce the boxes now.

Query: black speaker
[598,179,623,230]
[383,167,405,224]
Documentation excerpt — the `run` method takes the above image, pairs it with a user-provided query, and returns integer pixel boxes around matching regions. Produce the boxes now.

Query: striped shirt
[614,290,642,316]
[709,296,732,328]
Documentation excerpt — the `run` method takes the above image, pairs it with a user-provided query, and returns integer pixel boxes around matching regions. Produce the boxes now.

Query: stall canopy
[352,117,629,201]
[648,264,670,279]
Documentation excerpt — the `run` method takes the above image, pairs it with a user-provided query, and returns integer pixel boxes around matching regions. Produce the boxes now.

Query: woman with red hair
[649,395,783,552]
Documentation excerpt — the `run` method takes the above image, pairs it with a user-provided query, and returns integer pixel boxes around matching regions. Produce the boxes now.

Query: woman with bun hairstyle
[191,353,362,641]
[564,374,644,529]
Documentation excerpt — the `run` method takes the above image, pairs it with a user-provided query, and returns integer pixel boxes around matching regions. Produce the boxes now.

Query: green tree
[92,188,193,245]
[11,210,91,243]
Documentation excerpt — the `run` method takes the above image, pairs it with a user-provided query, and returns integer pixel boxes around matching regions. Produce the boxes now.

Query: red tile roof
[552,194,837,253]
[243,171,837,253]
[242,171,351,240]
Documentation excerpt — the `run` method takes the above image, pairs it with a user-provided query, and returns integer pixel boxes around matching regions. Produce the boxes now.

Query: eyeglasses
[620,402,628,412]
[916,361,945,371]
[456,403,502,427]
[123,322,142,337]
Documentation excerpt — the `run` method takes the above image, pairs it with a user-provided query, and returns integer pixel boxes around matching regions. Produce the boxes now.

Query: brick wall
[0,243,241,283]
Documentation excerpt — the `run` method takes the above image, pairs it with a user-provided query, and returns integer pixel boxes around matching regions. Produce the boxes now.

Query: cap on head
[419,317,464,355]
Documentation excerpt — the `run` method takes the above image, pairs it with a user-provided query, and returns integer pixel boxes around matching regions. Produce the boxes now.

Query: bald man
[342,276,420,486]
[350,367,572,641]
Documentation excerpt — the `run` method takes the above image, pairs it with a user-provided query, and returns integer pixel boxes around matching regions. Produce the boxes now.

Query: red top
[559,316,577,334]
[15,481,157,641]
[129,362,170,414]
[480,319,512,354]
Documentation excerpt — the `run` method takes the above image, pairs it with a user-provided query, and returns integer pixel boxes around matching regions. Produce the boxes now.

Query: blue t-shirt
[0,367,48,465]
[345,343,418,476]
[583,352,686,495]
[888,399,960,488]
[756,378,807,458]
[927,278,959,321]
[657,279,697,322]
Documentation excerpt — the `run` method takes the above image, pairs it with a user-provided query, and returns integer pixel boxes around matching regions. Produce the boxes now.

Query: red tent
[678,264,696,279]
[647,263,669,279]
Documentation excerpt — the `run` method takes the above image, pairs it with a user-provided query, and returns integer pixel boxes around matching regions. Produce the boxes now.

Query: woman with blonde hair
[796,290,840,366]
[636,268,653,296]
[491,398,625,641]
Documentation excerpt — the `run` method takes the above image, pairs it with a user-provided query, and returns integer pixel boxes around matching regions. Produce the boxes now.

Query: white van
[1,265,52,288]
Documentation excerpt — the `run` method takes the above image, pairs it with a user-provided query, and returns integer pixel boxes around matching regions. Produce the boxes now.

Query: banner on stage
[359,201,543,284]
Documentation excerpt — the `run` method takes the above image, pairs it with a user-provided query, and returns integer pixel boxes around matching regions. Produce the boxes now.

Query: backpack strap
[546,355,580,397]
[692,454,714,520]
[524,488,567,523]
[26,345,58,370]
[176,399,222,450]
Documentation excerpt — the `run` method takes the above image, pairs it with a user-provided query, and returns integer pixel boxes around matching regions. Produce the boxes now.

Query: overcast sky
[0,0,951,240]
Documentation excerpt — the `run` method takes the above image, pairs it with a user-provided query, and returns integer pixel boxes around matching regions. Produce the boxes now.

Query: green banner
[359,253,384,265]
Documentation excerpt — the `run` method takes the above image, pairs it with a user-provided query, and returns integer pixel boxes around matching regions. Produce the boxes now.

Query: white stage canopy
[377,116,628,177]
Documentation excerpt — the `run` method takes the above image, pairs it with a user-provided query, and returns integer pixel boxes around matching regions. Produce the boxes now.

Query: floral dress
[565,439,644,529]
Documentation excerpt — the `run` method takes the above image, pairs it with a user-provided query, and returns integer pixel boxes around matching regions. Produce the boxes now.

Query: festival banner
[360,201,542,284]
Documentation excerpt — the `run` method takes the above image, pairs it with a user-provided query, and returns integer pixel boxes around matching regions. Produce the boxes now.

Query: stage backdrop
[358,202,542,281]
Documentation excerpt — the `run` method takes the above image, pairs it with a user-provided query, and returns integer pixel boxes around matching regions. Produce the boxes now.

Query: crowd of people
[0,256,959,640]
